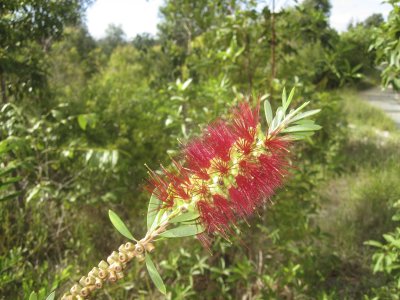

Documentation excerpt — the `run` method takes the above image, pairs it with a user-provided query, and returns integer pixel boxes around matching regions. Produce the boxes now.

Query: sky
[86,0,392,39]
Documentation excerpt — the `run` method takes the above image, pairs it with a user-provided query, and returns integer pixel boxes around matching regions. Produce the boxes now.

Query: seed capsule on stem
[107,251,119,264]
[95,278,103,289]
[110,262,123,272]
[125,242,135,251]
[145,243,155,253]
[98,260,109,270]
[116,271,124,280]
[135,244,144,254]
[85,276,96,285]
[108,270,117,282]
[136,254,145,262]
[70,284,81,295]
[118,251,128,263]
[88,267,99,278]
[80,287,90,297]
[98,268,108,280]
[78,276,87,287]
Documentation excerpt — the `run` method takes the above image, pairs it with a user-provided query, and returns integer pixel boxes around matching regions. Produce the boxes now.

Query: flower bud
[76,296,85,300]
[61,294,73,300]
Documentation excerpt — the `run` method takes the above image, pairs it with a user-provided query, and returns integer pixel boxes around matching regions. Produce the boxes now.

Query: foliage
[371,0,400,90]
[0,0,398,299]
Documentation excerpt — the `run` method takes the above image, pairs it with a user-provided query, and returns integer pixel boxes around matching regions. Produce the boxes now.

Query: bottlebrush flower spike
[147,87,321,243]
[62,88,321,299]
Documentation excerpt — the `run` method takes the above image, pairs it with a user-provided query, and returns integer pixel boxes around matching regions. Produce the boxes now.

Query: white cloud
[330,0,392,31]
[86,0,163,39]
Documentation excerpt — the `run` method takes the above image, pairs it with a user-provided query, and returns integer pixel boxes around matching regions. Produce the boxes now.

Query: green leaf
[282,124,322,133]
[147,193,162,230]
[0,191,21,202]
[29,292,38,300]
[108,210,137,241]
[45,291,56,300]
[170,211,200,223]
[364,240,383,248]
[288,132,315,140]
[145,254,166,295]
[77,115,87,130]
[181,78,192,90]
[291,109,321,123]
[284,87,296,112]
[293,119,315,126]
[281,87,287,108]
[264,100,273,127]
[159,224,205,238]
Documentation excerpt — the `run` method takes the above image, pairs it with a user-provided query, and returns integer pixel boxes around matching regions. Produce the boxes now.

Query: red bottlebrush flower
[146,98,301,244]
[185,138,213,170]
[264,136,290,154]
[146,169,173,207]
[231,101,259,142]
[206,121,236,161]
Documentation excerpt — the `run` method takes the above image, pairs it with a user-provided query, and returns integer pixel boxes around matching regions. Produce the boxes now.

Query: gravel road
[360,87,400,128]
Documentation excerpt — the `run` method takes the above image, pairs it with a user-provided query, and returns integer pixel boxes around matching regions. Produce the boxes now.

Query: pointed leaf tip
[108,209,137,241]
[264,100,273,127]
[146,254,167,295]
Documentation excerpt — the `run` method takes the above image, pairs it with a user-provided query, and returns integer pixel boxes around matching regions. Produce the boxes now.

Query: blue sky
[86,0,392,39]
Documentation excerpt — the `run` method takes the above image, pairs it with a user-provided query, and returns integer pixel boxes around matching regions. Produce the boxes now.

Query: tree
[0,0,90,103]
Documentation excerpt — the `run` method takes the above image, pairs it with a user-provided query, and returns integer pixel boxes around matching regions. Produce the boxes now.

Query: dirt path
[360,87,400,128]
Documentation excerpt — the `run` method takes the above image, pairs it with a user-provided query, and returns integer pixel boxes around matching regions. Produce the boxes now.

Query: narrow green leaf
[29,292,38,300]
[170,211,200,223]
[0,177,21,187]
[264,100,273,127]
[364,240,383,248]
[0,191,21,202]
[77,115,87,130]
[290,101,310,116]
[282,124,322,133]
[181,78,192,90]
[291,109,321,123]
[146,254,167,295]
[287,132,315,140]
[283,87,295,113]
[281,87,287,108]
[108,210,137,241]
[45,291,56,300]
[293,119,315,126]
[147,193,162,230]
[159,224,205,238]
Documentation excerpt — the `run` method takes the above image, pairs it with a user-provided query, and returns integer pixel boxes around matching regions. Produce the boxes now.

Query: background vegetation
[1,0,399,299]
